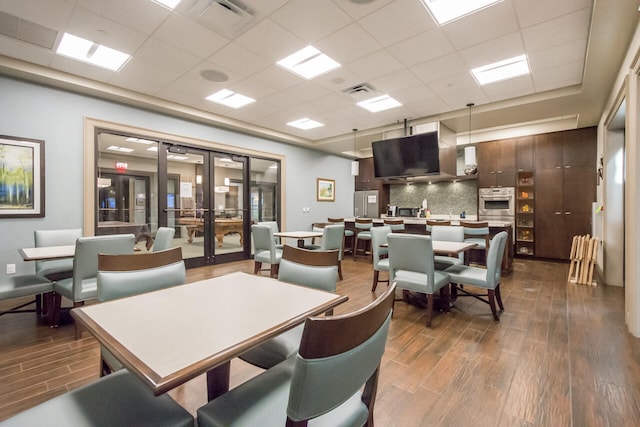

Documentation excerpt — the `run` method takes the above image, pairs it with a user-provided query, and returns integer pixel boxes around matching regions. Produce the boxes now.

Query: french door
[162,144,250,267]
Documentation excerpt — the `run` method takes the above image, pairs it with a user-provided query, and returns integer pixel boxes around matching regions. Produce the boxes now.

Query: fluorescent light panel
[471,55,530,85]
[206,89,255,109]
[126,137,156,144]
[287,118,324,130]
[357,95,402,113]
[151,0,182,9]
[277,46,340,79]
[56,33,130,71]
[421,0,503,25]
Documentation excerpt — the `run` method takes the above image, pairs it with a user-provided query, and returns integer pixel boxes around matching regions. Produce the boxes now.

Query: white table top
[19,245,75,261]
[71,271,347,396]
[381,240,476,256]
[274,231,323,239]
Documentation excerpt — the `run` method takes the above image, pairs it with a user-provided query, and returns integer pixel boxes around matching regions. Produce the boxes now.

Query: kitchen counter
[345,217,513,228]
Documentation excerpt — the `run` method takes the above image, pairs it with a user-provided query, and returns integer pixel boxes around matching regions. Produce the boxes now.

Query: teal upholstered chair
[240,245,339,370]
[34,228,82,281]
[430,225,465,270]
[328,217,354,255]
[257,221,284,249]
[384,218,405,232]
[353,217,373,260]
[151,227,175,252]
[51,234,135,337]
[444,231,509,321]
[425,219,450,235]
[0,368,193,427]
[97,247,186,375]
[305,224,345,279]
[371,225,391,292]
[461,221,491,265]
[197,283,395,427]
[0,275,53,320]
[252,224,283,278]
[388,233,451,328]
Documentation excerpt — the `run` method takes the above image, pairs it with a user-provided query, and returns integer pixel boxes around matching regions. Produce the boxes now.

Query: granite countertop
[345,217,513,228]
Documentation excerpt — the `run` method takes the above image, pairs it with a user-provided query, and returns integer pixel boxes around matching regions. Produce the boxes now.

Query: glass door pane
[212,154,247,260]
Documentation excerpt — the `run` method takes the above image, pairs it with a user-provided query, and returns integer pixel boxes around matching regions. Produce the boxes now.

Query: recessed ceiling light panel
[206,89,255,108]
[287,118,324,130]
[107,145,134,153]
[151,0,182,10]
[56,33,130,71]
[471,55,530,85]
[421,0,503,25]
[357,95,402,113]
[277,46,341,80]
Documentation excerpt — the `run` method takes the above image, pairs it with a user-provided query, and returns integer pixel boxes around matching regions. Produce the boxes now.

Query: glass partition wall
[95,129,280,267]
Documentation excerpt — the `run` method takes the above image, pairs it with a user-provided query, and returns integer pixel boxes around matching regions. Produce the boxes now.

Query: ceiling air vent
[178,0,258,38]
[342,83,376,99]
[0,12,57,50]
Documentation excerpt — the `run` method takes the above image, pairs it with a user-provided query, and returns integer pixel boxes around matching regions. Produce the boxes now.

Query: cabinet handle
[490,171,496,174]
[565,165,571,168]
[555,212,562,215]
[565,212,571,215]
[496,170,503,174]
[555,166,562,169]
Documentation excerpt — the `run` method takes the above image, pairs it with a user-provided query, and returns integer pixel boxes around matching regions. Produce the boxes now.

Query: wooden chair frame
[282,245,339,267]
[98,247,183,272]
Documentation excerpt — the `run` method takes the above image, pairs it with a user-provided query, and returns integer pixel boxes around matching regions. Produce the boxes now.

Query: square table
[19,245,75,261]
[71,271,347,401]
[380,240,477,257]
[274,230,323,247]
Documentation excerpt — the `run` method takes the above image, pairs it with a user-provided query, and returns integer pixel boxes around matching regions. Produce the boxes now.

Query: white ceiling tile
[359,0,435,47]
[152,13,229,59]
[371,69,423,94]
[229,78,278,100]
[331,0,394,20]
[458,32,525,68]
[250,64,303,92]
[513,0,592,28]
[311,67,365,94]
[50,53,116,81]
[76,0,168,35]
[235,19,304,62]
[0,37,55,66]
[0,0,74,31]
[184,60,243,88]
[441,0,519,50]
[314,23,382,65]
[135,38,202,75]
[533,61,584,91]
[279,81,332,103]
[522,8,591,52]
[206,42,271,77]
[346,50,404,82]
[110,57,180,95]
[482,74,536,102]
[387,28,455,68]
[155,74,215,106]
[271,0,351,43]
[307,92,355,114]
[410,53,468,84]
[528,38,587,72]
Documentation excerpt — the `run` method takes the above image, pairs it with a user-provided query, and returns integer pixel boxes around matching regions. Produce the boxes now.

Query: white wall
[0,76,353,279]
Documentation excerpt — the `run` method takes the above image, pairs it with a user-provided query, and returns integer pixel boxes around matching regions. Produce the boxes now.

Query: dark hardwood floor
[1,257,640,426]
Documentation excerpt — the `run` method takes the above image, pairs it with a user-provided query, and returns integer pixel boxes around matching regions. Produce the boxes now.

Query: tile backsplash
[390,180,477,216]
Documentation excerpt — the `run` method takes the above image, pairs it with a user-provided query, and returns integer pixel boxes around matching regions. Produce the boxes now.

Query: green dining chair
[151,227,175,252]
[304,224,345,279]
[34,228,82,281]
[371,225,391,292]
[430,225,465,270]
[252,224,283,278]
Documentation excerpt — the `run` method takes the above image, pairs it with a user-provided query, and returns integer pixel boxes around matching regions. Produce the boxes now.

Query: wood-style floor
[1,257,640,426]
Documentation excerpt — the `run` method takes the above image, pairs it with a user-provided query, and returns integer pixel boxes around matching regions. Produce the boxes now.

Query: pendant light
[464,103,477,175]
[351,128,359,176]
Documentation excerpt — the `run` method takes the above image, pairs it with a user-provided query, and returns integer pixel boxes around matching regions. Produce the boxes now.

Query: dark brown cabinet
[534,128,596,260]
[354,157,389,216]
[516,136,534,171]
[477,139,516,188]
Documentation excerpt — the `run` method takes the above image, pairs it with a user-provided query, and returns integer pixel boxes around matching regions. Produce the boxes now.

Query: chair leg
[425,294,435,328]
[338,260,343,280]
[49,293,62,328]
[269,264,278,278]
[372,270,379,292]
[488,289,500,321]
[253,261,262,275]
[440,286,450,313]
[495,284,504,311]
[74,301,84,339]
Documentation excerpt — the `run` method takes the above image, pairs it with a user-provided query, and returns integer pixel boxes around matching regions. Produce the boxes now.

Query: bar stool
[353,218,373,261]
[383,218,405,232]
[328,217,354,255]
[426,219,450,235]
[460,221,491,266]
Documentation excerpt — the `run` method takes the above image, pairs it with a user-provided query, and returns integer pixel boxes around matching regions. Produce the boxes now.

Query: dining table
[70,271,348,401]
[273,230,323,248]
[19,245,76,261]
[380,240,477,257]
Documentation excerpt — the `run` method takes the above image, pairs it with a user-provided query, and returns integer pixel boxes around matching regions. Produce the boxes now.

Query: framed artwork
[0,135,45,218]
[316,178,335,202]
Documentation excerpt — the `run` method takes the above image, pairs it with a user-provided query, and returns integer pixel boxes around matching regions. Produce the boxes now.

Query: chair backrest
[71,234,136,301]
[257,221,280,246]
[387,233,436,289]
[485,231,508,289]
[426,220,450,234]
[97,247,185,302]
[252,224,278,262]
[383,218,405,231]
[34,228,82,276]
[355,218,373,233]
[320,224,344,259]
[431,225,464,261]
[278,246,339,292]
[327,217,345,225]
[371,226,391,270]
[461,221,491,248]
[152,227,175,252]
[286,282,396,424]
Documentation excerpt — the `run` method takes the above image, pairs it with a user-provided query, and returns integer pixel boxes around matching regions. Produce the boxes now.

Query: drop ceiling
[0,0,637,158]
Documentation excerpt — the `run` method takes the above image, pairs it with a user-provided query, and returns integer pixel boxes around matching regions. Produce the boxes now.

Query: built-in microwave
[397,207,419,217]
[478,187,515,218]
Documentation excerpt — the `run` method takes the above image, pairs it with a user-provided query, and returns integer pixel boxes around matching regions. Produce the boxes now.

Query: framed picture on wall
[0,135,45,218]
[316,178,335,202]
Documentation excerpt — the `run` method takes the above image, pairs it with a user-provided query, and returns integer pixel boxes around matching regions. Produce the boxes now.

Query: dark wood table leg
[297,239,304,247]
[206,361,230,401]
